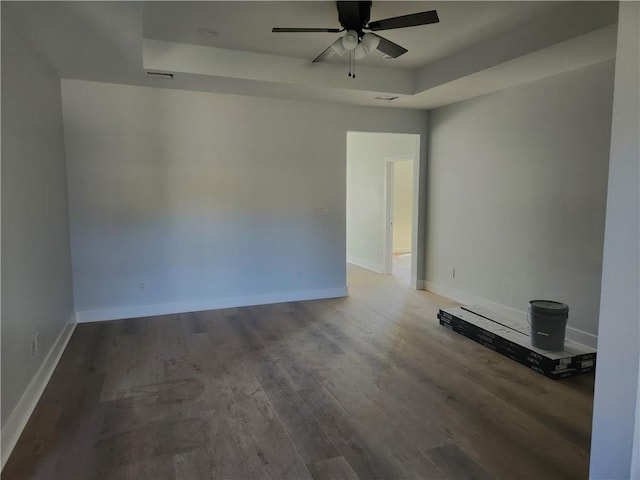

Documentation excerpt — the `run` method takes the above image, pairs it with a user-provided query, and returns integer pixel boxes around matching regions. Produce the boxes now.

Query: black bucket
[528,300,569,351]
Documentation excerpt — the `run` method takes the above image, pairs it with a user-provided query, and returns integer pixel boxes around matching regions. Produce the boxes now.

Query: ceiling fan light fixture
[361,33,380,53]
[354,43,367,60]
[330,37,346,56]
[341,30,358,50]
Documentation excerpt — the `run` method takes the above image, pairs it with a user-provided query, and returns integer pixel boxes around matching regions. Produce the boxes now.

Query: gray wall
[61,80,428,320]
[425,61,615,345]
[1,12,74,427]
[590,2,640,478]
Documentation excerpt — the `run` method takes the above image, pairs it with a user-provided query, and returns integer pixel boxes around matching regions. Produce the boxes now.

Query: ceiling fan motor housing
[337,1,372,37]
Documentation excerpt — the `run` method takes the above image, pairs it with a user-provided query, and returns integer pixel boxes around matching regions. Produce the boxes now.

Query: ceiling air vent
[146,71,174,80]
[374,95,399,102]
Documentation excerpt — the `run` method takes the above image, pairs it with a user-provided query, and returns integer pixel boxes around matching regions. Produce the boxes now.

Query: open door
[384,158,414,283]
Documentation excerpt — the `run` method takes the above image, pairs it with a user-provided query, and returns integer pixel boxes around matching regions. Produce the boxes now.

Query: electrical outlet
[138,281,146,292]
[316,206,329,216]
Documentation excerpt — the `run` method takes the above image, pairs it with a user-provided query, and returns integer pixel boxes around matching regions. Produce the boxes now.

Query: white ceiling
[142,1,573,69]
[4,1,619,109]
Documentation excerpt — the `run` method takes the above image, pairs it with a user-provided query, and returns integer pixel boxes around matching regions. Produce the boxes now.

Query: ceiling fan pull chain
[349,50,355,79]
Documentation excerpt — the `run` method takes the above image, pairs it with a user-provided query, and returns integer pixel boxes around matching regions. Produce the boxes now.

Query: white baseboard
[347,255,384,274]
[565,326,598,349]
[75,287,349,323]
[1,319,76,470]
[425,281,524,317]
[424,281,597,348]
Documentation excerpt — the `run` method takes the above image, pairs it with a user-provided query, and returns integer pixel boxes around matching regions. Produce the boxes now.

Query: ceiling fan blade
[312,43,337,63]
[367,10,439,31]
[272,27,342,33]
[370,33,408,58]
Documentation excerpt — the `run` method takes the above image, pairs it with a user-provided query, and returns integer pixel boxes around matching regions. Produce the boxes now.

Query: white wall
[1,9,75,462]
[62,80,428,321]
[590,2,640,478]
[346,132,420,272]
[392,160,413,254]
[425,60,614,346]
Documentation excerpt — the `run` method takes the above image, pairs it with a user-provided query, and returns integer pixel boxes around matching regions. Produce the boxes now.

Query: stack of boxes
[438,306,596,379]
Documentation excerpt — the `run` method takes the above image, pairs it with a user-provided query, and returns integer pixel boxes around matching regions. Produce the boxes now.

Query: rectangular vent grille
[374,95,399,102]
[146,71,174,80]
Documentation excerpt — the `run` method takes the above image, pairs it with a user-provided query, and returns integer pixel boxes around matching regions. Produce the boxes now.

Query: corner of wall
[1,318,76,470]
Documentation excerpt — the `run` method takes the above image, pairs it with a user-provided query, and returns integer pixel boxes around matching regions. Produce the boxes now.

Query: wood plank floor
[3,264,595,479]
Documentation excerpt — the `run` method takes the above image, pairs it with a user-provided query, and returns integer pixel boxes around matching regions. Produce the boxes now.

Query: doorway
[346,131,420,287]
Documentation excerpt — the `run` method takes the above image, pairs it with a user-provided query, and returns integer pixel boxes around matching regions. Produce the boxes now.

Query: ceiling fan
[272,1,439,77]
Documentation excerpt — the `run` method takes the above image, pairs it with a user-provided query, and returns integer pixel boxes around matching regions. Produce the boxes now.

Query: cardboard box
[438,306,596,379]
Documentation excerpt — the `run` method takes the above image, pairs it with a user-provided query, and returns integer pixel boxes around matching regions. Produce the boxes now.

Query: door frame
[346,131,423,290]
[383,156,415,277]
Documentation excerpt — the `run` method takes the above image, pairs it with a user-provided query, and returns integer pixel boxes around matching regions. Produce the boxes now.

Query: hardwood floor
[3,264,595,479]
